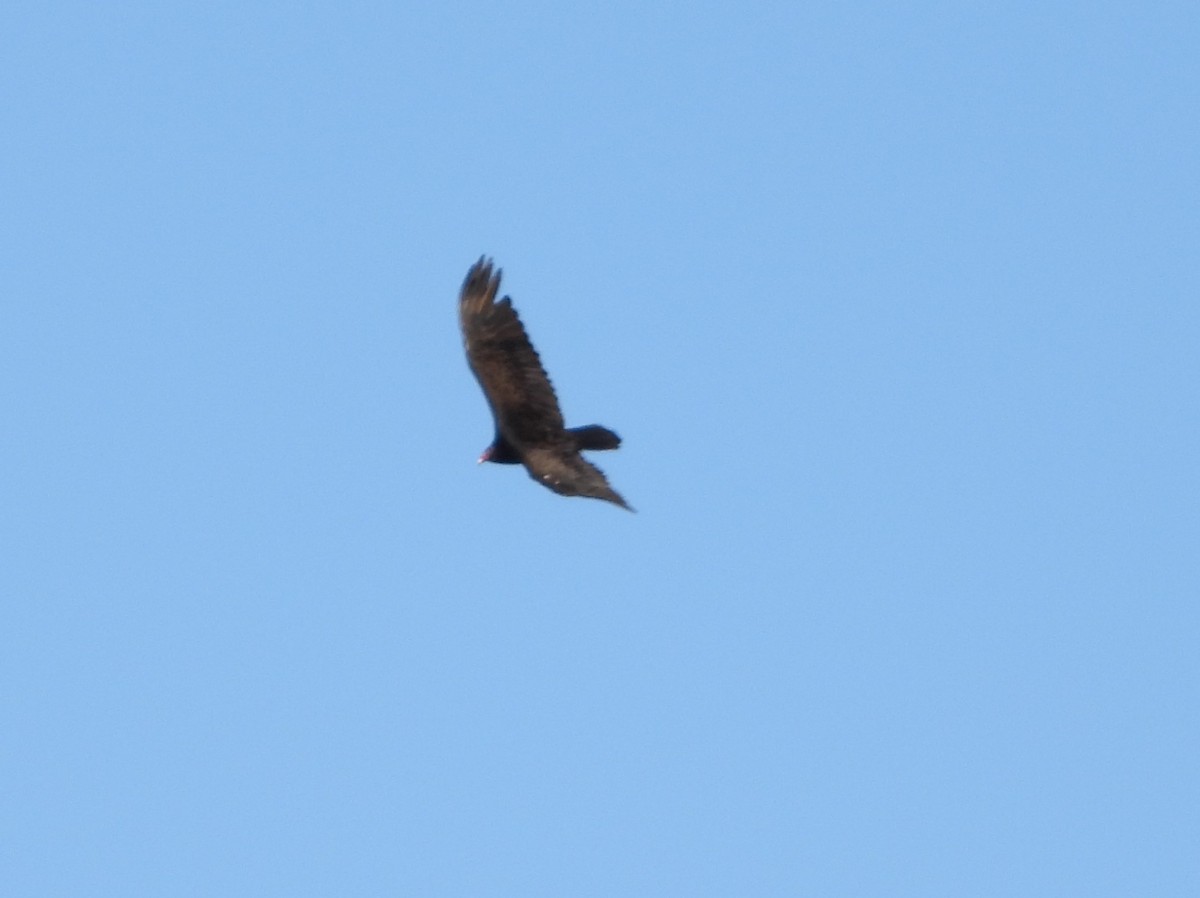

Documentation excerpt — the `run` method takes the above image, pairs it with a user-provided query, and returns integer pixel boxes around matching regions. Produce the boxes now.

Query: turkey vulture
[459,257,633,511]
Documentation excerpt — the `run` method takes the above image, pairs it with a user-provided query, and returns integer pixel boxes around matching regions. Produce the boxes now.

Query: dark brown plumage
[459,257,632,511]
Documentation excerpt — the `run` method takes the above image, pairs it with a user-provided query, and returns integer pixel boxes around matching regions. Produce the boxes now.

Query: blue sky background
[3,2,1197,894]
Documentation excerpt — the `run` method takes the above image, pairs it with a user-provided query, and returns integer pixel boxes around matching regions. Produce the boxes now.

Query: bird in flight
[459,257,633,511]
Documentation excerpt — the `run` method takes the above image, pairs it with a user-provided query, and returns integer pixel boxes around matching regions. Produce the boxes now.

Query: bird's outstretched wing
[459,258,565,448]
[522,446,634,511]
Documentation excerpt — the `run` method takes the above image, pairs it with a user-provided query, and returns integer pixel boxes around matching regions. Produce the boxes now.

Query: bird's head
[477,445,494,465]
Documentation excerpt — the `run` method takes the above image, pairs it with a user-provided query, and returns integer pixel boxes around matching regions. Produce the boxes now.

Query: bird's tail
[569,425,621,452]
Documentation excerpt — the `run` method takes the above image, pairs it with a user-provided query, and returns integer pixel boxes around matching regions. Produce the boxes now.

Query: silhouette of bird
[459,257,632,511]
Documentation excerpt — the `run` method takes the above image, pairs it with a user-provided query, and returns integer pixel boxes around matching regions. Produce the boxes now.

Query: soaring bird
[459,257,632,511]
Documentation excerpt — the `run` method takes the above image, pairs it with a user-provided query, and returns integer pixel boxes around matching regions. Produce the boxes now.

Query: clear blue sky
[3,2,1197,895]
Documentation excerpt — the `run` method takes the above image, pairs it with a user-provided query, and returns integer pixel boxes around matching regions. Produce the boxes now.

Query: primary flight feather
[459,257,632,511]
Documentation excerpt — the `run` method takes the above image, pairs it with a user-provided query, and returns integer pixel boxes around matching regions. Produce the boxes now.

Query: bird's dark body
[458,258,632,511]
[485,425,622,465]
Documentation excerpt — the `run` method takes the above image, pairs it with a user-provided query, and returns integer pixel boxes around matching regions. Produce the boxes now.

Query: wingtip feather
[460,256,504,317]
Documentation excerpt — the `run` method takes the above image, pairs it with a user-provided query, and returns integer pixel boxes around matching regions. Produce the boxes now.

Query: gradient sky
[3,2,1198,895]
